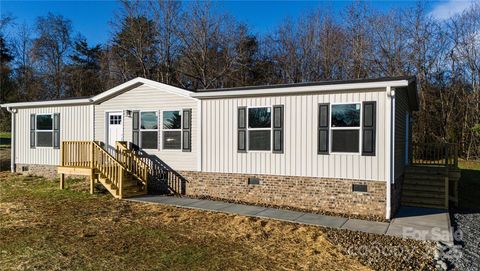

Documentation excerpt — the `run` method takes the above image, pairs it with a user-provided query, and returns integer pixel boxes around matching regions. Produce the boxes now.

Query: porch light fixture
[126,110,132,117]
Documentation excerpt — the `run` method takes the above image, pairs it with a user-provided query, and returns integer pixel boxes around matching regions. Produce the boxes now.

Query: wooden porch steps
[401,166,449,209]
[58,141,149,199]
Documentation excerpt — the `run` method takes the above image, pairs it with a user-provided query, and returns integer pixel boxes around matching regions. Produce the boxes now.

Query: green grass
[458,160,480,209]
[0,132,11,139]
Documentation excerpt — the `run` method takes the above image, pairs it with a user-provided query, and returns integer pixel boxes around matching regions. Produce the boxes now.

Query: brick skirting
[16,164,59,179]
[179,171,386,218]
[17,164,387,218]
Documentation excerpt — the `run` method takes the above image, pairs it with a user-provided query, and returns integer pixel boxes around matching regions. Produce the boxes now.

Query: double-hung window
[330,103,361,153]
[36,114,54,147]
[162,110,182,150]
[248,107,271,151]
[140,111,158,149]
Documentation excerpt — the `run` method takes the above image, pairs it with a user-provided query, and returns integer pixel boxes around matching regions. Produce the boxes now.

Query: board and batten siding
[94,84,198,171]
[14,105,93,165]
[201,89,389,181]
[394,89,410,179]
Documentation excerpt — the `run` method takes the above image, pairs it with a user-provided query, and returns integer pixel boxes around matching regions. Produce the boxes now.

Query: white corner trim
[385,85,394,220]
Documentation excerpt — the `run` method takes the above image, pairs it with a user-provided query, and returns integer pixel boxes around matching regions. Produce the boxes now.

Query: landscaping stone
[450,211,480,271]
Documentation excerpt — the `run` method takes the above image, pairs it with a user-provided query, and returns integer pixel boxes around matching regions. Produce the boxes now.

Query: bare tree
[32,13,72,98]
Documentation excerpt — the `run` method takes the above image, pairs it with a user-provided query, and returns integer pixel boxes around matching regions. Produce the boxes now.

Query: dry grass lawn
[0,172,372,271]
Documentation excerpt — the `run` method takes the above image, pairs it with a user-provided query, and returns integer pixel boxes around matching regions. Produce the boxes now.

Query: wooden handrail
[411,142,458,168]
[115,141,149,189]
[61,141,128,198]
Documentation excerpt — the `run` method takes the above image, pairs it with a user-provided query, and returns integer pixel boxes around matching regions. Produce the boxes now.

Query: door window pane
[331,104,360,127]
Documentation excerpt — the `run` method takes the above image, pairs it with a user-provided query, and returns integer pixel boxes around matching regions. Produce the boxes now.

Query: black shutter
[53,113,60,149]
[238,107,247,152]
[182,109,192,152]
[132,111,139,146]
[318,103,329,154]
[30,114,36,149]
[362,101,376,156]
[273,105,284,153]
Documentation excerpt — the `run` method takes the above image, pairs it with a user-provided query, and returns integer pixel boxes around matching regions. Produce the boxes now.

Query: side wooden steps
[96,173,147,199]
[401,166,448,209]
[59,141,149,200]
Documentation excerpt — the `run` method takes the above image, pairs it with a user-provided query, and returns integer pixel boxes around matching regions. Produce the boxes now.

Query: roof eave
[1,98,93,109]
[191,80,411,98]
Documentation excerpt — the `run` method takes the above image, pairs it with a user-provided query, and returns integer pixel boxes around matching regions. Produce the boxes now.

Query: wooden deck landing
[58,141,149,199]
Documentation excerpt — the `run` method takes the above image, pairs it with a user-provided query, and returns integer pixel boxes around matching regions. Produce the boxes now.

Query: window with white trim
[36,114,54,147]
[248,107,271,151]
[140,111,158,149]
[162,110,182,150]
[330,103,361,153]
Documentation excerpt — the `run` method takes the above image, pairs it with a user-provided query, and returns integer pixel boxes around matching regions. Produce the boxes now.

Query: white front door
[107,112,123,149]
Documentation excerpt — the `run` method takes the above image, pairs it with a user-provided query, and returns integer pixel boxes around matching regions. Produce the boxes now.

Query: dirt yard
[0,148,10,172]
[0,172,435,270]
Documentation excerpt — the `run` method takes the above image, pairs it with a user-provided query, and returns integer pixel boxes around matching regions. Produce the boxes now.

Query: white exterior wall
[201,88,389,181]
[14,105,93,165]
[94,84,199,171]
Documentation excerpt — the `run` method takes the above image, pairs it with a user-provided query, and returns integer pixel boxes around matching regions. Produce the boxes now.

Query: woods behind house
[1,1,479,159]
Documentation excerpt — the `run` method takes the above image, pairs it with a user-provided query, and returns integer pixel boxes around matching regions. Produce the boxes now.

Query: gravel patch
[450,211,480,271]
[322,227,436,270]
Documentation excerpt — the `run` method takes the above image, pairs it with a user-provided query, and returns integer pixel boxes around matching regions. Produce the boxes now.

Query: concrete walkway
[127,195,453,244]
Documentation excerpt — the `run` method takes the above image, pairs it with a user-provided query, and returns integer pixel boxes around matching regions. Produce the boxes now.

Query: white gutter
[385,86,396,220]
[6,107,16,172]
[1,98,92,108]
[191,80,411,98]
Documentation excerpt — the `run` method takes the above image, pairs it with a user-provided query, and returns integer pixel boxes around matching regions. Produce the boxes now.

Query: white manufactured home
[2,76,421,219]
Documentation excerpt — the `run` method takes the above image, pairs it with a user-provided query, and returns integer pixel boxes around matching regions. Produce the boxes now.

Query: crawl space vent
[352,184,368,193]
[248,177,260,185]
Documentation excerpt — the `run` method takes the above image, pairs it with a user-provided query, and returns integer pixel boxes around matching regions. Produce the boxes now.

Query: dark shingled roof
[197,76,416,92]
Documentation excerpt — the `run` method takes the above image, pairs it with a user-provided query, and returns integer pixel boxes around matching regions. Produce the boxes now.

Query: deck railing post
[90,142,94,169]
[444,144,449,167]
[60,141,64,166]
[118,167,123,199]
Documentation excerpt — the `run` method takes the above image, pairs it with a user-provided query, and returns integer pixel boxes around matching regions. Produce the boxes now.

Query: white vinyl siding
[94,84,198,171]
[14,105,93,165]
[201,89,388,181]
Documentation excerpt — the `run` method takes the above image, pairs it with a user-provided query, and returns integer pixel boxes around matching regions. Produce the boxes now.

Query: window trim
[139,110,159,150]
[161,109,183,151]
[329,102,362,155]
[247,106,272,152]
[35,113,54,148]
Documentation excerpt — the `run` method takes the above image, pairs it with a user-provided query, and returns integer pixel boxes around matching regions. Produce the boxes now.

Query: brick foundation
[179,171,386,218]
[16,164,59,179]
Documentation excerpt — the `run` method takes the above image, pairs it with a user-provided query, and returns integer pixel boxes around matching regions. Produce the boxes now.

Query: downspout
[386,87,396,220]
[6,107,17,173]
